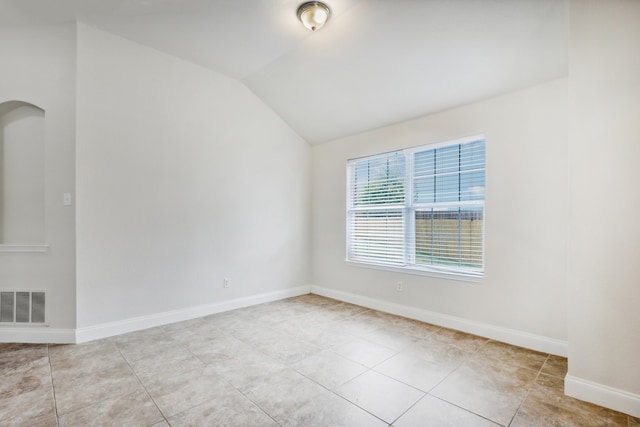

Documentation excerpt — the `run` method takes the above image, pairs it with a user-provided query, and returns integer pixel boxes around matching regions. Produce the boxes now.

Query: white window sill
[0,322,49,327]
[0,244,50,253]
[345,260,483,283]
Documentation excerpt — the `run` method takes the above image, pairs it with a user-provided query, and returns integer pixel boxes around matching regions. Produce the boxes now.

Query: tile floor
[1,294,637,426]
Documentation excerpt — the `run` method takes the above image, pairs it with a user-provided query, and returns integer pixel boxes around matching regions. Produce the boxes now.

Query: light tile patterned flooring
[1,294,637,426]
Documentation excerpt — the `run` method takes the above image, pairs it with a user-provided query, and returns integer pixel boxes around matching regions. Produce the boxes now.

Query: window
[346,135,485,278]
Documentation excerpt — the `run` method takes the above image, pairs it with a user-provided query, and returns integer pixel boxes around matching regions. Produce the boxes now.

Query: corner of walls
[565,376,640,418]
[75,24,311,330]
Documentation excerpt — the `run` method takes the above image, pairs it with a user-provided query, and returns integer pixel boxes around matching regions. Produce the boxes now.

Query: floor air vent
[0,291,45,324]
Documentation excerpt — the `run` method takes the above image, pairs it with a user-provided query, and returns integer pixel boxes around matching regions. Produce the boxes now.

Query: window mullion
[405,151,415,266]
[458,145,462,266]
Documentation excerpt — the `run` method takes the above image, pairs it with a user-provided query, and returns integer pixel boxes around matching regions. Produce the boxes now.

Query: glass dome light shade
[297,2,331,31]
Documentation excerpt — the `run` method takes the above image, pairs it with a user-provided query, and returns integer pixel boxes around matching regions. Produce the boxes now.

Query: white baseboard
[310,285,567,356]
[75,285,311,343]
[565,375,640,418]
[0,327,75,344]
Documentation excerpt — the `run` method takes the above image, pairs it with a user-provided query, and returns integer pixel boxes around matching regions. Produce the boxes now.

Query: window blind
[347,136,485,276]
[412,140,485,271]
[347,152,405,265]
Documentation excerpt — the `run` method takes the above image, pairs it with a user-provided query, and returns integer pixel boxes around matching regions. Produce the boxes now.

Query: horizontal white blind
[350,152,405,206]
[347,136,485,275]
[413,140,485,204]
[347,209,404,265]
[347,151,405,265]
[414,208,484,270]
[413,140,485,271]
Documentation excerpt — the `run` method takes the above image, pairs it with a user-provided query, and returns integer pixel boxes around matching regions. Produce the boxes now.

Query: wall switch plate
[63,193,72,206]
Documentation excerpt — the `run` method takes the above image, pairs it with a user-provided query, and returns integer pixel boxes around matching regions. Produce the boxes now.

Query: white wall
[566,0,640,416]
[312,79,568,350]
[0,24,77,333]
[75,24,311,329]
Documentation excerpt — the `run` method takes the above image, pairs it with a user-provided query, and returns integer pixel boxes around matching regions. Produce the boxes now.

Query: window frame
[345,134,486,281]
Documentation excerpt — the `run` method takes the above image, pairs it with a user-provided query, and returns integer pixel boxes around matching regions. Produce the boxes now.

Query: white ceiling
[0,0,568,144]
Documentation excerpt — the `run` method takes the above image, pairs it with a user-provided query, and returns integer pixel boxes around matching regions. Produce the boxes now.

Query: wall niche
[0,101,45,246]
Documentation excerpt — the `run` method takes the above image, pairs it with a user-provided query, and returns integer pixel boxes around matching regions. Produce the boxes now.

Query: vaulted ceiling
[0,0,568,144]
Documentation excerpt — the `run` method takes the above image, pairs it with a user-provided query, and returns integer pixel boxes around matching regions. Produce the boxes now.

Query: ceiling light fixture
[297,1,331,32]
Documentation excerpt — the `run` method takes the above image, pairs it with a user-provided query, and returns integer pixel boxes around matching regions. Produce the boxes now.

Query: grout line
[204,299,392,425]
[173,322,284,426]
[505,353,551,427]
[507,387,533,427]
[233,387,285,427]
[429,394,507,426]
[47,344,61,426]
[388,393,427,425]
[23,297,620,425]
[292,368,389,425]
[420,346,472,395]
[195,306,304,426]
[228,369,285,427]
[115,344,170,425]
[534,354,551,384]
[47,345,124,418]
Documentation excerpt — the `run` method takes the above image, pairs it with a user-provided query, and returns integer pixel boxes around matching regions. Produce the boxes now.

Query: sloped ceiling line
[0,0,568,144]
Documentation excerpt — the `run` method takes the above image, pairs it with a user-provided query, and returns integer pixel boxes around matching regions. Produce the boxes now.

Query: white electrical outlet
[396,281,403,292]
[223,277,231,288]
